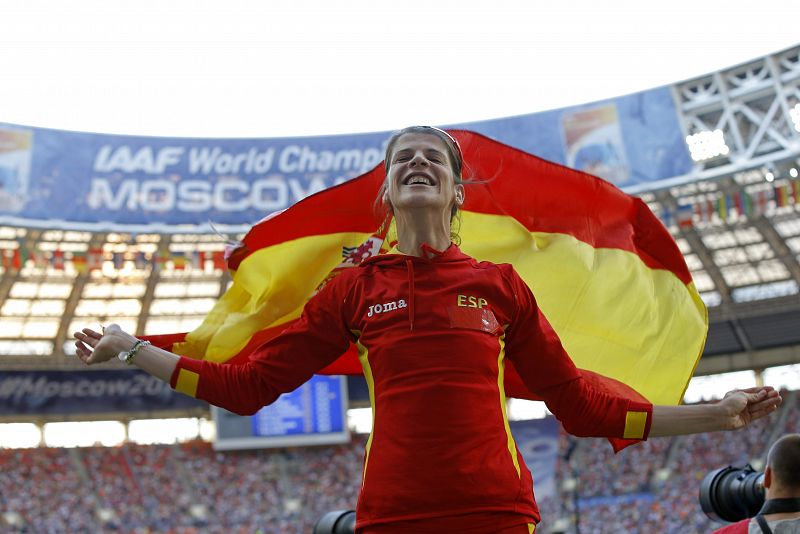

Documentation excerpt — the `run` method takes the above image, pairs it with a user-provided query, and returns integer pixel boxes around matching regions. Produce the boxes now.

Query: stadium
[1,14,800,534]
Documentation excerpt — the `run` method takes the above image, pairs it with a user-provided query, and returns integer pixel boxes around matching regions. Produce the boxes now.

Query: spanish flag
[146,130,707,418]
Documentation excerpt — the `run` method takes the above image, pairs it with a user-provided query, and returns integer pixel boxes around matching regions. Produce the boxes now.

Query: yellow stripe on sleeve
[175,369,200,397]
[623,410,648,439]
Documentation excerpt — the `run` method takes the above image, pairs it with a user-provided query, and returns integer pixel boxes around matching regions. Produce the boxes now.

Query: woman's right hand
[74,324,136,365]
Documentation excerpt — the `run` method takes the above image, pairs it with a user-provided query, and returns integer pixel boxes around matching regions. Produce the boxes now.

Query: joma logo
[367,299,407,317]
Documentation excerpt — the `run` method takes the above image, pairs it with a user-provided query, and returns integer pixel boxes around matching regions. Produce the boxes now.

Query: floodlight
[686,129,730,161]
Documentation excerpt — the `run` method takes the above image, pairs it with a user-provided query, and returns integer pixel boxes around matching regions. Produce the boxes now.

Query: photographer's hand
[650,386,781,437]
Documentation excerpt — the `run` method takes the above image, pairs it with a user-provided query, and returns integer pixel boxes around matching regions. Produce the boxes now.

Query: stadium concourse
[2,45,800,533]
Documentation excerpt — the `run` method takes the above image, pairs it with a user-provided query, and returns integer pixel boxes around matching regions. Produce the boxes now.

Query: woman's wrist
[701,402,729,432]
[107,330,139,354]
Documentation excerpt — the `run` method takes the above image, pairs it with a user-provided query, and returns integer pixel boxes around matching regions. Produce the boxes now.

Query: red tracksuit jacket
[170,244,653,532]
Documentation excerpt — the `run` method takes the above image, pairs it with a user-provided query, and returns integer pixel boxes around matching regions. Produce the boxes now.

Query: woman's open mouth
[403,174,435,186]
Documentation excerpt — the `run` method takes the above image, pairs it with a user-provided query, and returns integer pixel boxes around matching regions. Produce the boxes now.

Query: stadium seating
[0,395,796,533]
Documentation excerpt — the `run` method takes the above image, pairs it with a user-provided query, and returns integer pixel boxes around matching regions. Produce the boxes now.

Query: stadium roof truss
[649,45,800,374]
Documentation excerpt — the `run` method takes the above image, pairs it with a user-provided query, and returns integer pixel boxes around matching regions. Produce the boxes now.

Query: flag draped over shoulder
[145,130,707,416]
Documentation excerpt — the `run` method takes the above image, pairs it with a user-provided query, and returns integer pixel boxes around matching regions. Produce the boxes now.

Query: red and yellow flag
[145,130,707,409]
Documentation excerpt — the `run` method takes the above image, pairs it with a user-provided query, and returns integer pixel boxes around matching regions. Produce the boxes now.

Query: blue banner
[0,86,690,231]
[458,87,691,188]
[510,417,560,499]
[0,370,205,416]
[577,492,654,508]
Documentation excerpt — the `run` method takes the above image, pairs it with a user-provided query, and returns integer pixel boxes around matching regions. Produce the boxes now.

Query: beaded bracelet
[117,339,151,365]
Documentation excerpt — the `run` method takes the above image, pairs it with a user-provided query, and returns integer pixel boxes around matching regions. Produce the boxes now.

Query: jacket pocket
[447,306,502,335]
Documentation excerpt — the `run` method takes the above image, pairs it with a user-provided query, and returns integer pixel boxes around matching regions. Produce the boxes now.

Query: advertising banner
[0,370,205,416]
[0,86,691,231]
[510,417,560,499]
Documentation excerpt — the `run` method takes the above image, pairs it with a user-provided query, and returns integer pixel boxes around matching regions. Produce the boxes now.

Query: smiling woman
[73,126,781,534]
[377,126,466,249]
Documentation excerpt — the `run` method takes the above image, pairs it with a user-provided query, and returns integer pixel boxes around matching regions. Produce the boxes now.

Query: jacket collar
[362,242,470,266]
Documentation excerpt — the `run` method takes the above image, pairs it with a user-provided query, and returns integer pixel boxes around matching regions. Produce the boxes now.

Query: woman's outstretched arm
[73,270,356,415]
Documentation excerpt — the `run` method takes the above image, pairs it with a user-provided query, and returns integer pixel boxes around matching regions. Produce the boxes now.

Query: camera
[699,464,765,522]
[313,510,356,534]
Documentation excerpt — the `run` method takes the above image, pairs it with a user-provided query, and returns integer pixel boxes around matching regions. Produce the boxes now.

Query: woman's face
[384,132,463,216]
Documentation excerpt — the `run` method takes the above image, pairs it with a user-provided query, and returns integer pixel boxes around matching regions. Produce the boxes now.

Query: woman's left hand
[718,386,782,430]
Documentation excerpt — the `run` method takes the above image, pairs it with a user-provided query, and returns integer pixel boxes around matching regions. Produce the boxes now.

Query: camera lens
[699,465,765,523]
[313,510,356,534]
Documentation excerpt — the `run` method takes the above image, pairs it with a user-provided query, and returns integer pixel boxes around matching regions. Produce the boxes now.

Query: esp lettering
[457,294,487,308]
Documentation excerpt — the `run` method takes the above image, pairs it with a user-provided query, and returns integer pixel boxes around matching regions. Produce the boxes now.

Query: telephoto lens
[699,465,765,523]
[313,510,356,534]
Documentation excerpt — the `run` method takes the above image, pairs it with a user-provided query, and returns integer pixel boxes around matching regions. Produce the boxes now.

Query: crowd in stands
[569,390,793,534]
[0,447,100,532]
[0,392,795,533]
[785,391,799,433]
[126,443,196,532]
[170,436,366,532]
[573,435,672,497]
[81,446,152,529]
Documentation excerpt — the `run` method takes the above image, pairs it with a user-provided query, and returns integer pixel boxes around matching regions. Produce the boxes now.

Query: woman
[75,126,781,533]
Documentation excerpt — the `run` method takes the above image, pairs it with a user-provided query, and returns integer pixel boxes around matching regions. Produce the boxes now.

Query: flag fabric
[191,251,203,270]
[743,191,753,217]
[31,250,46,268]
[759,189,770,214]
[780,184,790,207]
[775,185,785,207]
[677,204,694,228]
[173,252,186,271]
[717,194,728,221]
[1,249,21,270]
[704,198,715,223]
[211,250,226,270]
[52,250,65,270]
[134,251,147,270]
[113,252,125,270]
[733,192,743,217]
[156,250,169,266]
[660,208,672,228]
[88,248,104,271]
[72,252,88,273]
[12,247,23,270]
[143,130,707,434]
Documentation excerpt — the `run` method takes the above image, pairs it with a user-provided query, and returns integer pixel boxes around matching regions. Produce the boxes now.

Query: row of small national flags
[0,247,227,273]
[663,181,800,229]
[2,179,798,270]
